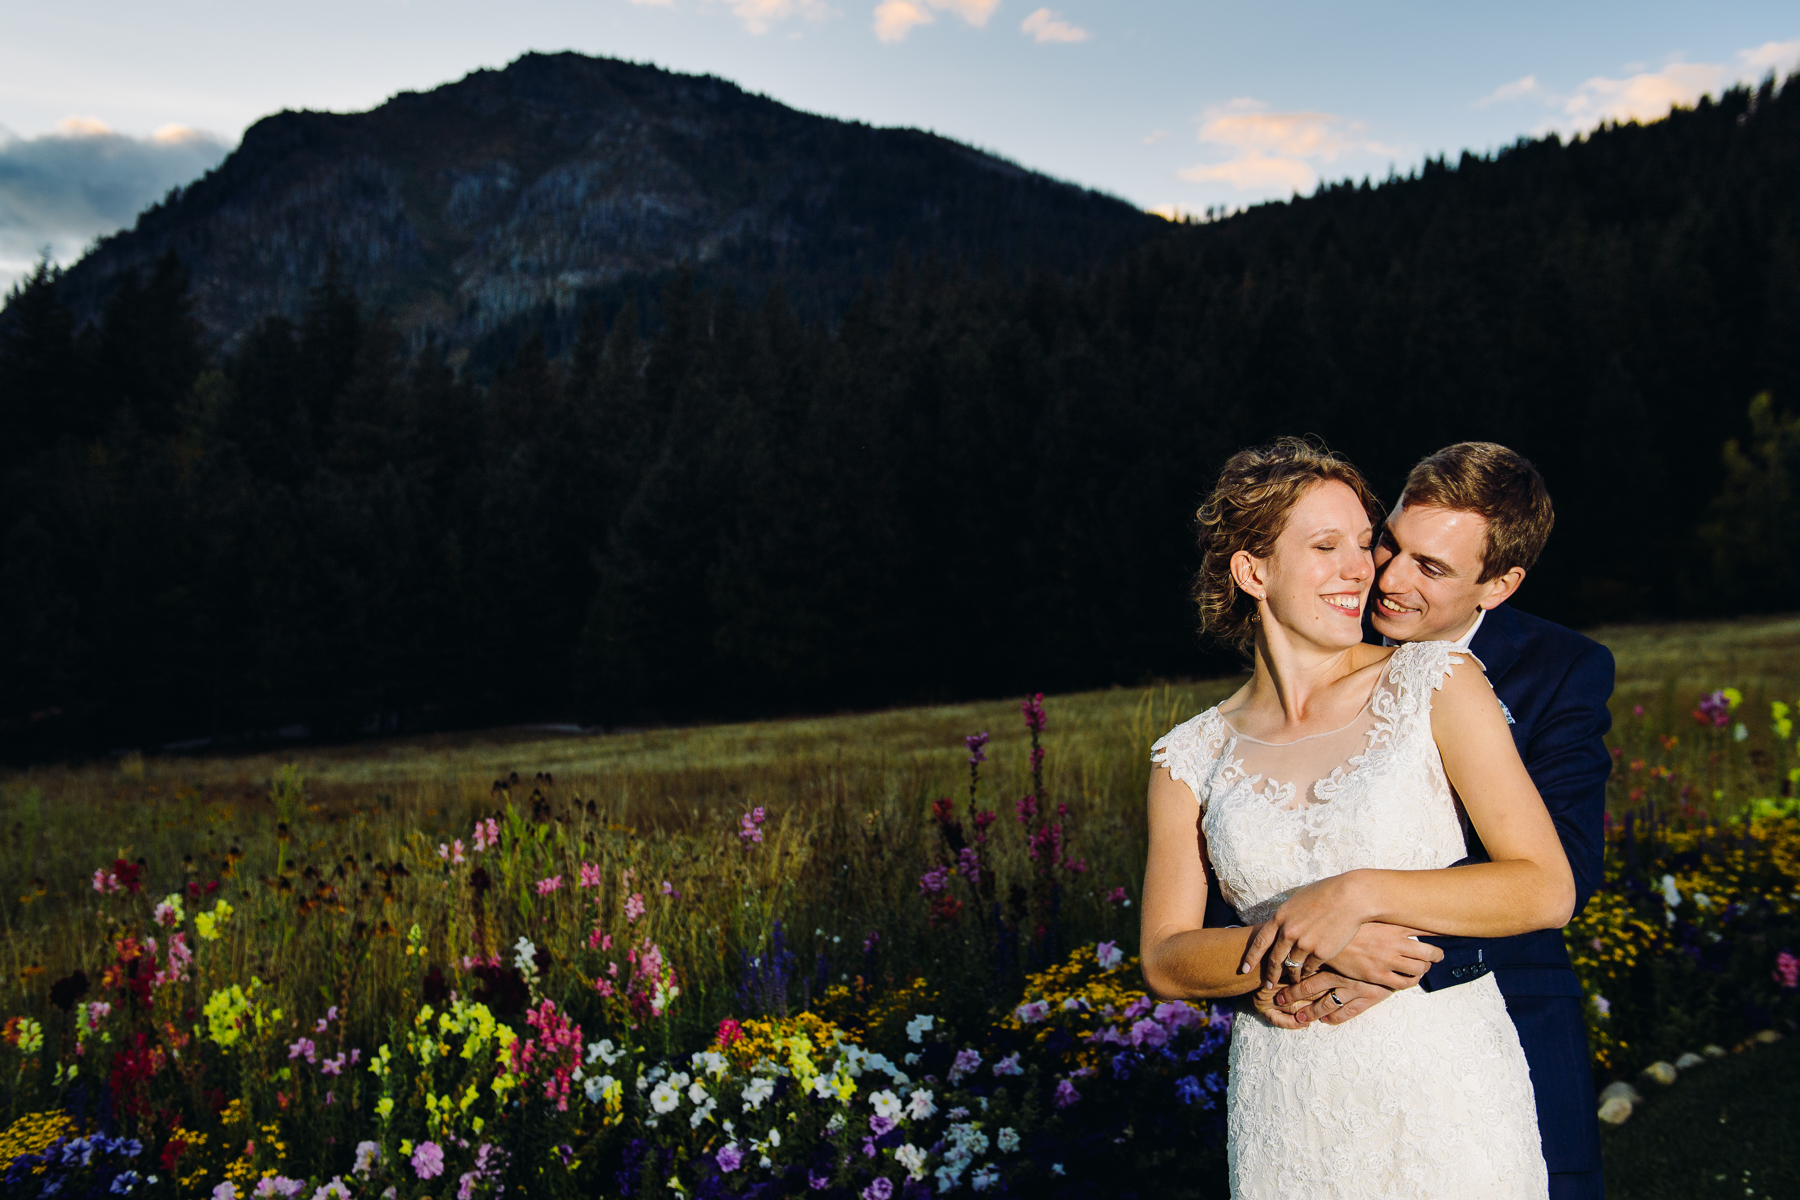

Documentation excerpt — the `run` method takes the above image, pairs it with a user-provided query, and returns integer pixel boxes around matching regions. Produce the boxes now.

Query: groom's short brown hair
[1399,442,1554,581]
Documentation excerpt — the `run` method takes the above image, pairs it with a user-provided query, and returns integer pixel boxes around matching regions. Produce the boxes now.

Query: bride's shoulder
[1382,640,1489,707]
[1150,706,1228,764]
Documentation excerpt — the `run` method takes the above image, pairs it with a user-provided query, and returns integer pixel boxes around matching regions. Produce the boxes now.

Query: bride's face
[1234,480,1374,651]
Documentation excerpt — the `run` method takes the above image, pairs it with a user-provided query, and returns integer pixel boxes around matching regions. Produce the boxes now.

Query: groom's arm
[1416,638,1614,992]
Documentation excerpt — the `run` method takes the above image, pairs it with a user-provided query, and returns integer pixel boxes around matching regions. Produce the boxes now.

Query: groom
[1259,441,1614,1200]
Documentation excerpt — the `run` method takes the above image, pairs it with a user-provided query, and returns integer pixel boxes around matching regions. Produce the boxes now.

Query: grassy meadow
[0,613,1797,1198]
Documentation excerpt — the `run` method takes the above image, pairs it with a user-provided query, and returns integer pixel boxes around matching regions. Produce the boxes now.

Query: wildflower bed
[1,667,1798,1199]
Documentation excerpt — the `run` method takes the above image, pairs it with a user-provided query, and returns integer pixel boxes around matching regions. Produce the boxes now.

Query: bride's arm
[1140,765,1263,1000]
[1240,661,1575,985]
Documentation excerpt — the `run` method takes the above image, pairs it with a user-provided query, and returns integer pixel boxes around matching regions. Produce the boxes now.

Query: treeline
[3,74,1799,758]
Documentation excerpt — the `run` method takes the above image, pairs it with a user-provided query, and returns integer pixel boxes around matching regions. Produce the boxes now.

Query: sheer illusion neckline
[1216,674,1381,746]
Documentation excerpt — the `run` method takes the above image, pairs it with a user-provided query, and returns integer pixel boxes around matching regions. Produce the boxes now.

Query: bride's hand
[1239,874,1371,987]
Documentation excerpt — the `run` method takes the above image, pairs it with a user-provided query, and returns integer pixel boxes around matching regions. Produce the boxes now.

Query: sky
[2,0,1798,290]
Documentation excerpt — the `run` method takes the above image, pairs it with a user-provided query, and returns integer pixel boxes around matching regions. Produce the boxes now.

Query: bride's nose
[1343,548,1373,579]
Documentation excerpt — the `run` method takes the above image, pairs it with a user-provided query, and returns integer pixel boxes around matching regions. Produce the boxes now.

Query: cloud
[1561,61,1732,128]
[728,0,834,34]
[1739,37,1800,76]
[0,117,229,291]
[1020,7,1089,44]
[1475,75,1538,107]
[624,0,676,6]
[1142,129,1170,146]
[1178,155,1316,192]
[872,0,998,42]
[1176,98,1388,195]
[1507,39,1800,133]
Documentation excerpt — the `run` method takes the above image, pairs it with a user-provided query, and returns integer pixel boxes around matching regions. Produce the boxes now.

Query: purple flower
[809,1172,832,1191]
[992,1052,1023,1076]
[1054,1079,1080,1108]
[1014,1000,1050,1024]
[412,1141,445,1180]
[716,1143,743,1173]
[870,1115,897,1136]
[1097,941,1124,970]
[1153,1001,1202,1030]
[956,846,981,884]
[965,732,990,765]
[949,1048,982,1083]
[1021,694,1047,734]
[862,1179,894,1200]
[1174,1075,1204,1105]
[919,866,952,894]
[1130,1019,1169,1049]
[287,1037,316,1063]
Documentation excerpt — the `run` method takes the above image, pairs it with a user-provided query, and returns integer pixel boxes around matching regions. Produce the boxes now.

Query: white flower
[1096,940,1123,969]
[895,1143,929,1180]
[669,1071,691,1089]
[768,1128,781,1147]
[692,1050,729,1078]
[312,1180,352,1200]
[1013,1000,1050,1024]
[827,1112,845,1132]
[949,1124,989,1158]
[1051,1163,1065,1176]
[585,1074,617,1104]
[513,935,540,977]
[971,1164,1001,1191]
[587,1038,621,1066]
[213,1186,239,1200]
[904,1052,920,1066]
[905,1014,935,1044]
[688,1081,709,1104]
[689,1095,718,1128]
[1660,874,1682,907]
[742,1076,776,1111]
[992,1053,1022,1077]
[1693,892,1712,908]
[352,1142,381,1177]
[996,1128,1019,1153]
[907,1089,937,1120]
[870,1089,902,1119]
[650,1081,681,1114]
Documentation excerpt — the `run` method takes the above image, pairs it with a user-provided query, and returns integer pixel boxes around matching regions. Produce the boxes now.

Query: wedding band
[1328,989,1344,1007]
[1282,958,1304,970]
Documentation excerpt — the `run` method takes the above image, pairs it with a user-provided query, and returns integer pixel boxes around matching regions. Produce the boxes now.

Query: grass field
[0,614,1796,1197]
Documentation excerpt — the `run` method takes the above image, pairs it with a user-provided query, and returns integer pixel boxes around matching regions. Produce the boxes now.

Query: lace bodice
[1151,640,1473,925]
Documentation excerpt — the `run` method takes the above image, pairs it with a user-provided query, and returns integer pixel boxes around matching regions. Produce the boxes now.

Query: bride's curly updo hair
[1193,436,1384,652]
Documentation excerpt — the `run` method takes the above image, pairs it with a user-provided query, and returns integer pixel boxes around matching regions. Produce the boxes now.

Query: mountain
[55,51,1156,367]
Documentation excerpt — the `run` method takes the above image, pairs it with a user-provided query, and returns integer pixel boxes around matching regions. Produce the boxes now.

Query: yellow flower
[375,1097,394,1120]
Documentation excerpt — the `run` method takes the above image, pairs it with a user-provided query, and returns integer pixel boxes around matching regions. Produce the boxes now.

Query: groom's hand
[1326,922,1443,989]
[1274,971,1392,1026]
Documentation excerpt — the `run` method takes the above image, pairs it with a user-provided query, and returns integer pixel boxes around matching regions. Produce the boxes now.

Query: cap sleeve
[1150,709,1229,812]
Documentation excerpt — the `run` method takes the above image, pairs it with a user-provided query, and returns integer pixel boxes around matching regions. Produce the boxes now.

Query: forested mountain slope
[2,70,1797,761]
[51,51,1153,370]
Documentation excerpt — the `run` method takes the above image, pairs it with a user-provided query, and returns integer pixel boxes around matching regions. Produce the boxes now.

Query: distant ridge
[57,51,1156,362]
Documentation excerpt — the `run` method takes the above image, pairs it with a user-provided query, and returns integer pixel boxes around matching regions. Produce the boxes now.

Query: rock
[1754,1029,1782,1044]
[1640,1061,1679,1085]
[1597,1096,1634,1125]
[1599,1081,1643,1106]
[1702,1044,1727,1058]
[1675,1052,1706,1070]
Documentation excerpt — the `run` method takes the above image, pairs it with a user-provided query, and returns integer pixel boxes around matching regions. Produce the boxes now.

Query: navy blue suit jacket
[1415,602,1613,995]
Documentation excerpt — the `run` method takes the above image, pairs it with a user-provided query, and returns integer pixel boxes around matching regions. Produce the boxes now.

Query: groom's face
[1370,502,1493,643]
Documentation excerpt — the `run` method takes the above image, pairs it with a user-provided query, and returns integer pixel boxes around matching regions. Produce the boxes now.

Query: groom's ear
[1477,566,1526,610]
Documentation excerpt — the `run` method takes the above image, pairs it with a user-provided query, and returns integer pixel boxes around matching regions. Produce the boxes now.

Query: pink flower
[1097,941,1123,970]
[738,808,767,845]
[287,1037,316,1063]
[536,875,563,896]
[1021,693,1047,734]
[949,1049,982,1083]
[316,1006,339,1032]
[624,893,646,923]
[716,1143,743,1172]
[1014,1000,1050,1024]
[449,839,466,864]
[579,863,602,889]
[437,843,451,860]
[412,1141,445,1180]
[661,880,681,898]
[472,818,500,852]
[1775,950,1799,989]
[992,1051,1023,1076]
[321,1054,346,1076]
[92,868,120,894]
[1054,1079,1081,1108]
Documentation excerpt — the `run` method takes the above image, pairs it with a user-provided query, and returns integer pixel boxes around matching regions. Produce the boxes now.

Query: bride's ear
[1231,550,1267,602]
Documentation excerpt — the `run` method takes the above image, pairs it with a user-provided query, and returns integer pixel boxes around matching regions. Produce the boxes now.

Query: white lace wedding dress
[1152,641,1548,1200]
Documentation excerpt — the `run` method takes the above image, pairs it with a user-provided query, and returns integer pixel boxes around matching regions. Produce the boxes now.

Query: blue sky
[3,0,1797,287]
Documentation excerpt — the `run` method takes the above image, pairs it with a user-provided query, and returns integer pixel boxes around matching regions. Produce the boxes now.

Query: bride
[1140,438,1573,1199]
